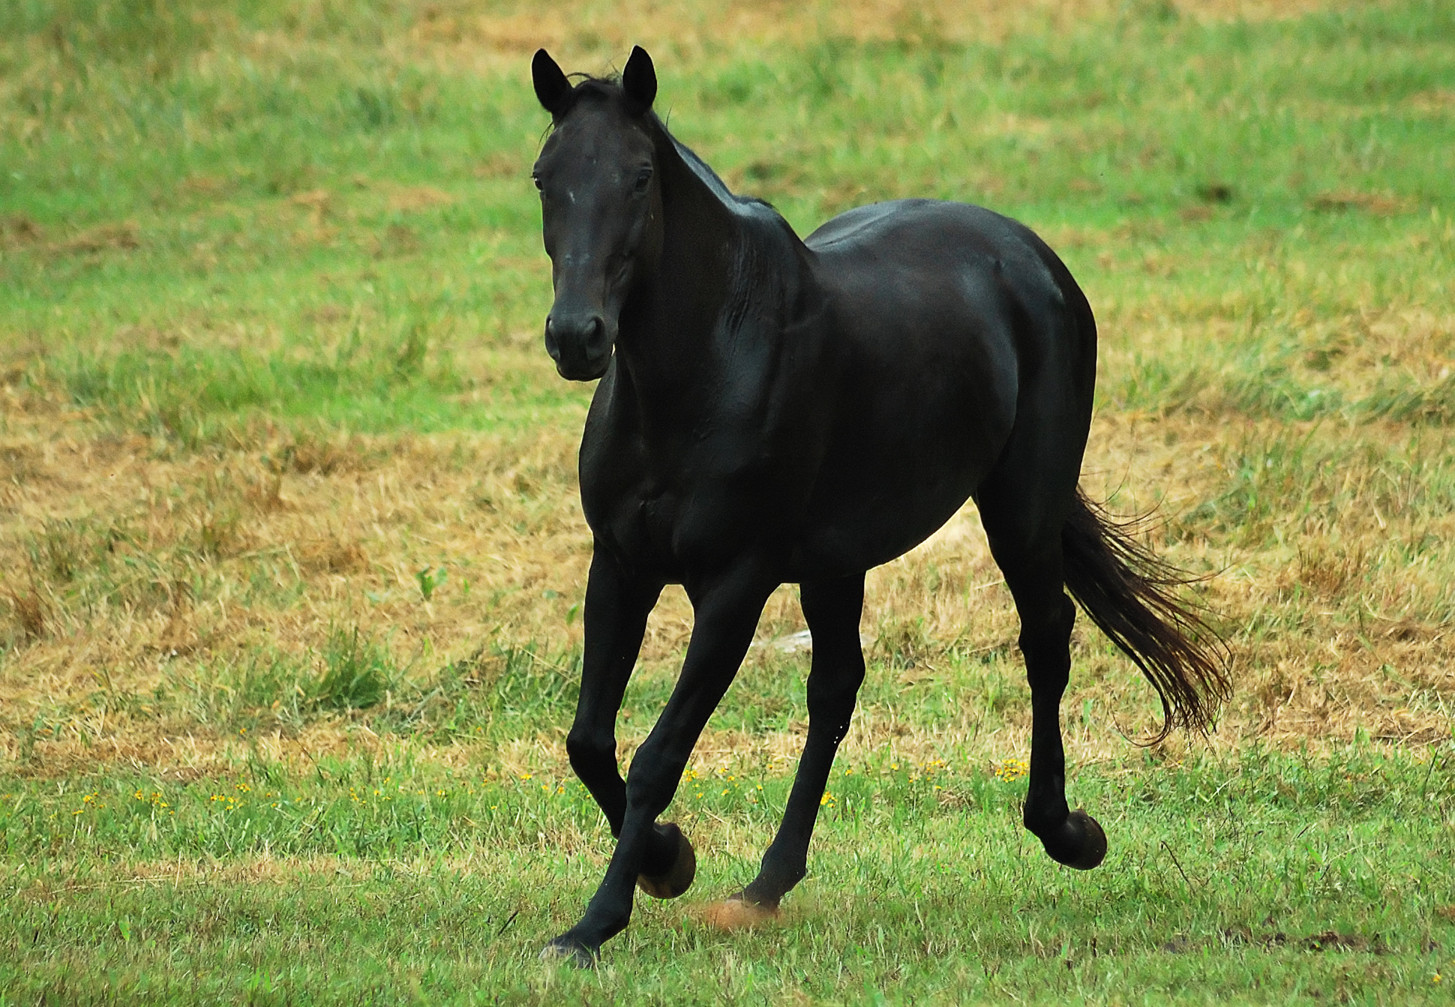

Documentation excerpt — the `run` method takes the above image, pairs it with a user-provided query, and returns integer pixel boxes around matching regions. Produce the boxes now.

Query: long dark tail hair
[1061,488,1232,742]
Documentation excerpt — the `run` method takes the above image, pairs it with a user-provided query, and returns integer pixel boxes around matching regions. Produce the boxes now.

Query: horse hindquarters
[969,270,1108,869]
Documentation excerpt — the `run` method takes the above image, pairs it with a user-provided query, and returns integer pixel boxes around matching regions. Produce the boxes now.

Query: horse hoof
[1063,809,1108,870]
[636,822,696,899]
[540,937,597,969]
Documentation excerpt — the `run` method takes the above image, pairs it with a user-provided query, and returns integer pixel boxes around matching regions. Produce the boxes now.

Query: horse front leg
[728,574,866,915]
[544,563,775,966]
[565,550,684,885]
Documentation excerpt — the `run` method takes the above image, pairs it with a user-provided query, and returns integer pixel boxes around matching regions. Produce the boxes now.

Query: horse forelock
[547,75,632,123]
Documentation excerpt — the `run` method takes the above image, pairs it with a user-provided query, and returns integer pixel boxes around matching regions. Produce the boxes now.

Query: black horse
[529,46,1229,965]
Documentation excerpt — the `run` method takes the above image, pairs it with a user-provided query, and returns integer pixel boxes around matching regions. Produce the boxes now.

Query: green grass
[2,0,1454,1001]
[2,745,1452,1003]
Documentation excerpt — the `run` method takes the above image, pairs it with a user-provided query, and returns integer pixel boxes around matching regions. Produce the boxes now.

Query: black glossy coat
[528,47,1228,965]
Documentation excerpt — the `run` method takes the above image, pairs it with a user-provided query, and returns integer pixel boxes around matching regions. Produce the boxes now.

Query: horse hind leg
[977,485,1108,871]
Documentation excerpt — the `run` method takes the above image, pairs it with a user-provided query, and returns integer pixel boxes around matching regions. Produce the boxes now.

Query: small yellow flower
[995,758,1030,782]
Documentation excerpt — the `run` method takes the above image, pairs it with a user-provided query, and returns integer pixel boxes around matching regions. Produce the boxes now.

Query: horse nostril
[584,316,605,347]
[545,313,611,374]
[550,314,607,346]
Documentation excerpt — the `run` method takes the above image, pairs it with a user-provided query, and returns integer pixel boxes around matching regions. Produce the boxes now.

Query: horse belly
[791,421,1004,577]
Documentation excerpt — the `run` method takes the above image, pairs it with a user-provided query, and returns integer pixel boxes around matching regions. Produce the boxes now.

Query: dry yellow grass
[2,0,1448,783]
[4,351,1449,776]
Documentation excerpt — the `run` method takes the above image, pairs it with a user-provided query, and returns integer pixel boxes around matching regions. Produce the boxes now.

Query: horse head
[531,46,662,381]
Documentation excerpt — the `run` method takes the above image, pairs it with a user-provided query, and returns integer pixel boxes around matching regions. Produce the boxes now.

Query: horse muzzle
[545,312,614,381]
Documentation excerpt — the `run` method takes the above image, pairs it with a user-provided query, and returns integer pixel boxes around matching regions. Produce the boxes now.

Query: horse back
[805,198,1095,426]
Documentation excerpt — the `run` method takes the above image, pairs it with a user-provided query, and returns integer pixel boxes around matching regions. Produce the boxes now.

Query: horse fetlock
[1033,807,1108,870]
[748,850,807,902]
[540,932,601,969]
[1022,797,1070,835]
[737,876,791,910]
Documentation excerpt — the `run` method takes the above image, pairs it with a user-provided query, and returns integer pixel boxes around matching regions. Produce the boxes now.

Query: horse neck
[614,132,805,402]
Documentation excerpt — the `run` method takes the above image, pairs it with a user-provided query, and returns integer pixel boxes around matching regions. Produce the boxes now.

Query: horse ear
[533,48,573,116]
[621,45,657,116]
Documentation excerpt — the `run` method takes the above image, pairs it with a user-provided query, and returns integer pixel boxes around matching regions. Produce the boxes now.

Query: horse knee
[806,668,863,724]
[566,727,615,784]
[806,642,865,702]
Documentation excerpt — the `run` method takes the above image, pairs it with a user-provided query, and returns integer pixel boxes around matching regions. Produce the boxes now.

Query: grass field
[1,0,1453,1002]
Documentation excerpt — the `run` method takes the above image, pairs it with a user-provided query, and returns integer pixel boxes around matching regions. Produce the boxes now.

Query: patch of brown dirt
[698,897,780,931]
[1309,190,1414,216]
[384,184,456,214]
[48,221,141,255]
[0,214,45,248]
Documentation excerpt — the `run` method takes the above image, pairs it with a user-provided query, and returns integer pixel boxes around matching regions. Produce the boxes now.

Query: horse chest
[595,483,681,566]
[582,434,791,579]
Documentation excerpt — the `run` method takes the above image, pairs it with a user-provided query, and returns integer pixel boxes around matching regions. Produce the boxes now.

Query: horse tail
[1061,488,1232,742]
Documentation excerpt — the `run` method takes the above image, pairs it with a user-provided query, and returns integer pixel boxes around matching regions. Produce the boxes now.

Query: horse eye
[531,172,544,192]
[633,168,653,195]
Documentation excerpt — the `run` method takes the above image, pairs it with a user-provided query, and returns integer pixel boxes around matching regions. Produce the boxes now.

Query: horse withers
[528,46,1230,965]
